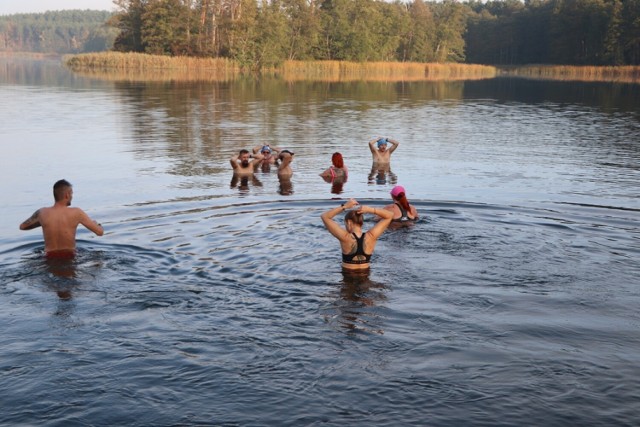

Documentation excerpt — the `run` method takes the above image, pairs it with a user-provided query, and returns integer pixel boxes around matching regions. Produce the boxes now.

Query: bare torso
[371,150,392,164]
[20,203,103,254]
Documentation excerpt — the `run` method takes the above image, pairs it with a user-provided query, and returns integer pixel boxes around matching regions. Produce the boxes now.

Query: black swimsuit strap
[394,202,413,222]
[342,233,371,264]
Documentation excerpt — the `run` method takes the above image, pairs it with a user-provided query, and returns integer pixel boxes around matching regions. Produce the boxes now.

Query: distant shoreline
[4,51,639,83]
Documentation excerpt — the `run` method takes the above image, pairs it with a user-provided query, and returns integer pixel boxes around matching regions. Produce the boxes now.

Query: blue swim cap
[261,146,272,153]
[377,138,388,147]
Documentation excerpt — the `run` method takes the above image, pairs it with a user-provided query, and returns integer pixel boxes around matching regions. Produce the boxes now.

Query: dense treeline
[0,10,118,54]
[109,0,467,67]
[109,0,640,67]
[2,0,639,67]
[467,0,640,65]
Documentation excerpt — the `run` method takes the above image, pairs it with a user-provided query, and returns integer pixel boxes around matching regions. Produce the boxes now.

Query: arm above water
[387,138,400,154]
[368,137,379,154]
[78,208,104,236]
[321,199,358,241]
[230,154,239,170]
[363,205,393,239]
[278,152,293,170]
[20,209,42,230]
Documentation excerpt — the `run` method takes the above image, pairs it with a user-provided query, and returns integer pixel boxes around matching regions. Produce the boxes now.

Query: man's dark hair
[239,149,249,155]
[53,179,72,202]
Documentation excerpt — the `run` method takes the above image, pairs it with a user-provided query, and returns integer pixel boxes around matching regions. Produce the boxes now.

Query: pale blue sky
[0,0,116,15]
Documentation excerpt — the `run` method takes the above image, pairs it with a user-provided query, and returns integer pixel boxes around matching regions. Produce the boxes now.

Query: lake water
[1,57,639,426]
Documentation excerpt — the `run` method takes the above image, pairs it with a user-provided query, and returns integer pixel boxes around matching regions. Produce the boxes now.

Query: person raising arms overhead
[321,199,393,271]
[368,136,400,164]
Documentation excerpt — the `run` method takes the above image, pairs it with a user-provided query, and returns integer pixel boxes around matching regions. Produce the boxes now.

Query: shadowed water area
[1,57,639,426]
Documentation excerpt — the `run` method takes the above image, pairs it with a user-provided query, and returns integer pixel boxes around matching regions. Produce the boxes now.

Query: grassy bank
[502,65,640,83]
[63,52,497,82]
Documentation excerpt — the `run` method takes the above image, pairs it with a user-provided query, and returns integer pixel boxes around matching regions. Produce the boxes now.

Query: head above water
[344,209,363,228]
[53,179,72,203]
[239,149,251,167]
[391,185,405,198]
[377,138,388,148]
[260,145,272,154]
[278,149,294,161]
[331,152,344,168]
[391,185,411,211]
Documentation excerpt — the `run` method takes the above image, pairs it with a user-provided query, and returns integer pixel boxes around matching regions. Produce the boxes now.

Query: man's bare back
[20,180,103,255]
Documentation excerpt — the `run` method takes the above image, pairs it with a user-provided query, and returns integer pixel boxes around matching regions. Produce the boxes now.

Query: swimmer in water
[252,144,281,166]
[368,136,400,164]
[230,149,264,175]
[321,198,393,271]
[277,150,295,178]
[320,152,348,180]
[19,179,104,258]
[380,185,419,222]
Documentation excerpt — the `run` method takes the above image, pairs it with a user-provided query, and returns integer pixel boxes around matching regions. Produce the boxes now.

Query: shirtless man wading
[368,137,400,164]
[230,149,264,174]
[19,179,104,257]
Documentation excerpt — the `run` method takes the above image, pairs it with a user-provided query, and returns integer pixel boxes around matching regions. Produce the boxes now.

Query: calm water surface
[1,58,639,426]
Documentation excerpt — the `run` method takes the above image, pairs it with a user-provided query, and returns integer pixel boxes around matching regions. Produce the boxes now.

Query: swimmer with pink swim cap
[378,185,419,222]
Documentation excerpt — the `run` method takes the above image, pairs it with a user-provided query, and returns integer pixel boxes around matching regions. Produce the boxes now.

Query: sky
[0,0,116,15]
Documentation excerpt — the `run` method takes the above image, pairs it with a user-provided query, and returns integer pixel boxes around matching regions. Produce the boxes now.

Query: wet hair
[393,191,411,212]
[344,210,363,226]
[53,179,72,202]
[332,152,344,169]
[239,149,250,156]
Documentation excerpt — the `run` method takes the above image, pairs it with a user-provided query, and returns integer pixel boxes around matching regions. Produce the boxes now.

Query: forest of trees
[108,0,640,67]
[1,0,639,66]
[0,10,117,54]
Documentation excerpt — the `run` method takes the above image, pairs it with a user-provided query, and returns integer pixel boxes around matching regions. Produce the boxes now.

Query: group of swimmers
[20,137,418,271]
[319,137,419,271]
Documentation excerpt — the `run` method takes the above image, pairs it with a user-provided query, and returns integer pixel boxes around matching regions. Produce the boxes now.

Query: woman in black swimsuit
[383,185,419,222]
[321,198,394,271]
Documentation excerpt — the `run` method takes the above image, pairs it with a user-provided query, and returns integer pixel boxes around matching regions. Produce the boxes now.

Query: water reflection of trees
[111,78,468,177]
[0,57,111,88]
[101,72,640,180]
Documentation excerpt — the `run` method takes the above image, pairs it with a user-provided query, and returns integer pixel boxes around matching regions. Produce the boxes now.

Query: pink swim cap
[390,185,405,197]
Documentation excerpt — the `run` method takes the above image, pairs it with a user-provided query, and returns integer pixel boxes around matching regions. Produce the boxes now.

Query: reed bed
[64,52,240,81]
[63,52,498,82]
[279,60,497,82]
[503,65,640,83]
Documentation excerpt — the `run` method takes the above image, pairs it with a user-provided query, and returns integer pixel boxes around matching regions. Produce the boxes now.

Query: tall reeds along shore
[64,52,240,81]
[63,52,497,82]
[503,65,640,83]
[277,61,497,82]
